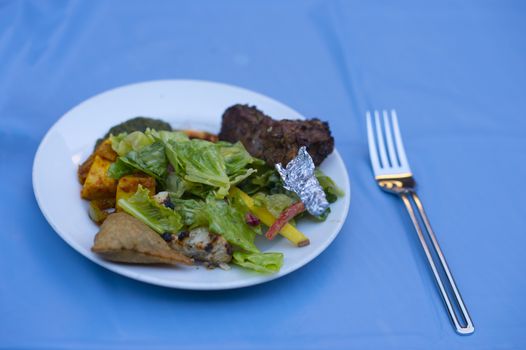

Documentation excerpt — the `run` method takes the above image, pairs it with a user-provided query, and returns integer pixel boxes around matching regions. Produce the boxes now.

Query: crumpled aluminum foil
[275,146,329,216]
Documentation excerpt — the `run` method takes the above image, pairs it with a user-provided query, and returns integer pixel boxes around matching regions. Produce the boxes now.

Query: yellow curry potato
[91,198,116,210]
[77,139,117,184]
[78,154,95,184]
[88,200,111,225]
[81,155,117,200]
[94,138,118,162]
[88,198,115,225]
[115,174,156,211]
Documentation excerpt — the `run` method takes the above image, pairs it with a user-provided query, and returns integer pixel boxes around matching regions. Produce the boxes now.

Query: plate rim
[32,79,351,290]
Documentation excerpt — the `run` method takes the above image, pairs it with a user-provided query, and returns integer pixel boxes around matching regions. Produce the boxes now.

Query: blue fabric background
[1,0,525,349]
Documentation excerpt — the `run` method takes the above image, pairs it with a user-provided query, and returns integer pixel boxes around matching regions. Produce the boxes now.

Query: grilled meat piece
[153,191,232,269]
[218,104,334,166]
[152,193,232,268]
[170,227,232,268]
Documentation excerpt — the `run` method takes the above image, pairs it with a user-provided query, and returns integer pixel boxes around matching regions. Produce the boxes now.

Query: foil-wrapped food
[275,146,330,217]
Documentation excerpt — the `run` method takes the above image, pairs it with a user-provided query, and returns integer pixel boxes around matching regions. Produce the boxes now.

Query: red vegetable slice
[265,201,306,240]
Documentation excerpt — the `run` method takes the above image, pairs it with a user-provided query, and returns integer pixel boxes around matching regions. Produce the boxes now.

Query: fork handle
[400,192,474,335]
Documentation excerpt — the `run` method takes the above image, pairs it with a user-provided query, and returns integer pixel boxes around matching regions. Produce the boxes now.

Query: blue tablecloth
[2,1,525,349]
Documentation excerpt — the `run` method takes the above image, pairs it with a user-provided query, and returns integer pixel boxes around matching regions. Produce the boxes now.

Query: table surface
[1,1,525,349]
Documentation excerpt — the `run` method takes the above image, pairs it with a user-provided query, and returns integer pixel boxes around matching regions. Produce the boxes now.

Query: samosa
[92,212,193,266]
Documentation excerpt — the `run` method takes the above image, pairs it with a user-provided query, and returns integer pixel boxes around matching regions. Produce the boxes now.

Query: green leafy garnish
[165,173,187,198]
[108,141,168,183]
[232,252,284,273]
[165,139,230,198]
[110,131,154,156]
[118,186,183,234]
[204,196,259,253]
[169,197,208,228]
[315,169,344,203]
[216,141,256,176]
[107,158,135,179]
[252,192,296,218]
[146,129,189,144]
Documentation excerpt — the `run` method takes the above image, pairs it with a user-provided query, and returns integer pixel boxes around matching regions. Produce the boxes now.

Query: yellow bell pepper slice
[230,187,310,247]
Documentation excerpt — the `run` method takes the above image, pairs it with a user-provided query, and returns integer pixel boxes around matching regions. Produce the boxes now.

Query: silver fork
[366,110,474,335]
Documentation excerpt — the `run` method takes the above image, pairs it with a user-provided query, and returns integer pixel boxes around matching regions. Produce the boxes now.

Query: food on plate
[80,155,117,200]
[218,104,334,166]
[92,212,193,265]
[152,192,232,268]
[276,146,329,216]
[181,129,219,142]
[169,227,232,268]
[94,116,173,150]
[232,251,284,274]
[78,139,118,184]
[79,105,343,273]
[115,174,156,210]
[265,201,305,240]
[78,154,95,184]
[230,187,310,247]
[88,198,115,225]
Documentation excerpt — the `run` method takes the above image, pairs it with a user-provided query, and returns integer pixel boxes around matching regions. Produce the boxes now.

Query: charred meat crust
[218,104,334,166]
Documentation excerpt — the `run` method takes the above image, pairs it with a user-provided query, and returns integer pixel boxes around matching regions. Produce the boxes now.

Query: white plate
[32,80,351,290]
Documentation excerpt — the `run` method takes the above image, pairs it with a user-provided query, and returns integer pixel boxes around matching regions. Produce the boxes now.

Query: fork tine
[374,110,389,168]
[390,110,410,170]
[366,111,381,174]
[382,110,399,167]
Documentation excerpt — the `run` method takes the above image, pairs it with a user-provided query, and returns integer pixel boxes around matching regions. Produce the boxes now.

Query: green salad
[87,128,342,273]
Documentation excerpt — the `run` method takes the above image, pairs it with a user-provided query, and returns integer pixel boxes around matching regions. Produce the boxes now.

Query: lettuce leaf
[108,141,168,183]
[252,192,296,218]
[170,194,261,240]
[216,141,254,175]
[110,129,189,157]
[146,129,189,144]
[232,252,284,273]
[229,190,262,235]
[165,139,230,198]
[315,169,344,203]
[125,141,168,179]
[165,173,187,198]
[169,197,208,228]
[204,196,259,253]
[118,186,183,234]
[110,131,154,156]
[229,168,257,185]
[184,182,214,199]
[107,158,135,179]
[238,166,287,195]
